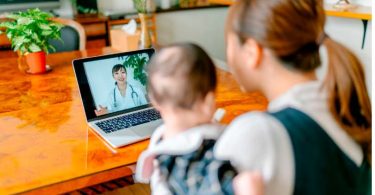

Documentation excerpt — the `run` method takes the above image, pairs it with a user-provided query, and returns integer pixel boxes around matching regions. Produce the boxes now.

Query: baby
[136,43,238,194]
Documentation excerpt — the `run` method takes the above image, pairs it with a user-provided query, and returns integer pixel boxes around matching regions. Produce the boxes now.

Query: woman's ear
[243,38,263,70]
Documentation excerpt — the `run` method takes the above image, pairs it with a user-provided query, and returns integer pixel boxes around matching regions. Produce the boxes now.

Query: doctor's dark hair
[228,0,371,163]
[147,43,217,109]
[112,64,127,76]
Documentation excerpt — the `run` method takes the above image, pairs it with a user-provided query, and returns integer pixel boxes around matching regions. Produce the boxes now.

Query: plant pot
[25,51,47,74]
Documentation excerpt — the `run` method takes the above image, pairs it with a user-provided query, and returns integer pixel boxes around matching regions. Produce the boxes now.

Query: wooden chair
[0,18,16,58]
[50,18,86,52]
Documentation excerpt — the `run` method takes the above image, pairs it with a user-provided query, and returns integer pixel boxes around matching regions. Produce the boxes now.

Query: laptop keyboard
[95,109,161,134]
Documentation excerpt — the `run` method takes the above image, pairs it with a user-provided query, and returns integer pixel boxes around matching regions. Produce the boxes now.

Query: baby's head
[148,43,217,118]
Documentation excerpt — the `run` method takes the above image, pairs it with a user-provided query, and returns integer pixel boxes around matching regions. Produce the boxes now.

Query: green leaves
[123,54,148,86]
[17,17,32,25]
[13,36,28,50]
[29,43,42,52]
[0,8,63,55]
[6,14,21,20]
[133,0,147,13]
[38,23,51,30]
[0,21,16,30]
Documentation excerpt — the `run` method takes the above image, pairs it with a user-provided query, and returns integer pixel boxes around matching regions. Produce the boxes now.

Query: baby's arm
[150,161,173,195]
[140,126,172,195]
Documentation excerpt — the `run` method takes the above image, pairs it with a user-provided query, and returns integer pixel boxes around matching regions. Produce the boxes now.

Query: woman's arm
[94,91,114,116]
[214,112,277,181]
[234,171,264,195]
[94,105,108,116]
[150,162,173,195]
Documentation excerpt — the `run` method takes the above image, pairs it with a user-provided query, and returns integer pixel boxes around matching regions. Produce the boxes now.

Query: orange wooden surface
[0,48,268,194]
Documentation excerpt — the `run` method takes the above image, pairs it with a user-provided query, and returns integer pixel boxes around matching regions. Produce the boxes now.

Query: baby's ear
[204,91,215,104]
[202,91,216,114]
[149,96,162,111]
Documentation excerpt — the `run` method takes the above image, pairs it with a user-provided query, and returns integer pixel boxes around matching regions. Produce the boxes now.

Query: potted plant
[0,8,63,74]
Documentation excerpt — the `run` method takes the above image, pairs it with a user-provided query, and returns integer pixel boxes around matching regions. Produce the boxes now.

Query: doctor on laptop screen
[83,53,150,116]
[95,64,147,116]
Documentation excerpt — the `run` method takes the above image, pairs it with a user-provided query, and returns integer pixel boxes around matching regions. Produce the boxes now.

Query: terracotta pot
[25,51,46,74]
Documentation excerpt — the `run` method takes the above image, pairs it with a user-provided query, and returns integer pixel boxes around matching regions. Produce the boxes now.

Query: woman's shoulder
[222,111,279,135]
[233,110,269,123]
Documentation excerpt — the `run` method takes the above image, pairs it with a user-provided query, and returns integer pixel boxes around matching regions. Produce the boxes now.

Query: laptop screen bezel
[73,48,155,122]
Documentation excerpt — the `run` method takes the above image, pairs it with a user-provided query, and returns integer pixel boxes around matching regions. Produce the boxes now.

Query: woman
[95,64,148,116]
[215,0,371,194]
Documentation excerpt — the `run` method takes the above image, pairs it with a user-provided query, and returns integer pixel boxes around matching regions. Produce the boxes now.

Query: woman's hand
[234,171,264,195]
[94,105,108,116]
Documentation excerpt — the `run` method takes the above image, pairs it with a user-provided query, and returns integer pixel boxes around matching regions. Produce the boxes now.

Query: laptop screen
[73,49,155,121]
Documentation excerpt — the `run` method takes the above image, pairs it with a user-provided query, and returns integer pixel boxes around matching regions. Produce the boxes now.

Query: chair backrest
[49,18,86,52]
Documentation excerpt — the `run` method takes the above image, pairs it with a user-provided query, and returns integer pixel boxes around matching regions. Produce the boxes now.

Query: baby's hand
[213,108,226,122]
[233,171,264,195]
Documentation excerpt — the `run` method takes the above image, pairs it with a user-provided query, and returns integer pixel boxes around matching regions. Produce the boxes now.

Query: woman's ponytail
[323,37,372,164]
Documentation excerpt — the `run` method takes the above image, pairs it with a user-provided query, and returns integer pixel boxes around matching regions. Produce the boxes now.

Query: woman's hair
[112,64,127,75]
[228,0,371,163]
[147,43,217,109]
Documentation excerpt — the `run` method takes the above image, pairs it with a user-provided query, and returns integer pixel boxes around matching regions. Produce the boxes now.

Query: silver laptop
[73,49,162,148]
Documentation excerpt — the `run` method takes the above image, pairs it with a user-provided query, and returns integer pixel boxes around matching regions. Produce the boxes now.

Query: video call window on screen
[83,53,151,116]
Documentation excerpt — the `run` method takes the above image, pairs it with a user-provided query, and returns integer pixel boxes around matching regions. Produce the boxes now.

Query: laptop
[73,48,162,148]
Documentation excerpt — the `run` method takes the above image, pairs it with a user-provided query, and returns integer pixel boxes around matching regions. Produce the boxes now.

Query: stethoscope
[113,83,139,108]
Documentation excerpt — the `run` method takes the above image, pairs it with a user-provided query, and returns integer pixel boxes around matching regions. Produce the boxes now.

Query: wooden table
[0,48,268,194]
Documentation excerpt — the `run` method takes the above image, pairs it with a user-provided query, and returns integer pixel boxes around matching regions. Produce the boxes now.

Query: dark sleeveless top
[269,107,371,195]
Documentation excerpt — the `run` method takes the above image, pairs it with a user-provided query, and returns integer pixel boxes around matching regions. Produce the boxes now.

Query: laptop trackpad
[107,130,141,146]
[133,120,162,137]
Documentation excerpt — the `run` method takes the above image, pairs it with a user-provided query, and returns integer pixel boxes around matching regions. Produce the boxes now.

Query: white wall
[156,8,228,60]
[97,0,136,13]
[53,0,75,18]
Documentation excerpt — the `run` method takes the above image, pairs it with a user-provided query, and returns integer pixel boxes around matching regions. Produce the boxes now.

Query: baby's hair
[112,64,126,75]
[148,43,217,109]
